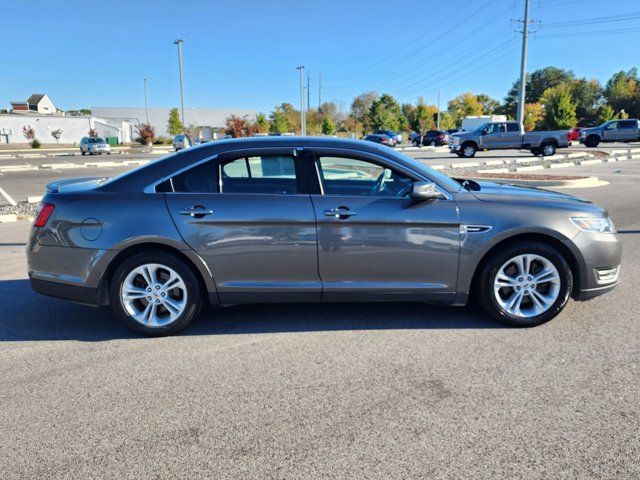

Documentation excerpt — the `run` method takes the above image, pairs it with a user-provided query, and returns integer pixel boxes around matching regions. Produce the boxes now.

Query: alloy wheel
[120,263,188,327]
[493,254,560,318]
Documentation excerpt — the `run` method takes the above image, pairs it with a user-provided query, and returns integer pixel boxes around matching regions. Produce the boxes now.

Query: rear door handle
[178,206,214,218]
[324,207,357,219]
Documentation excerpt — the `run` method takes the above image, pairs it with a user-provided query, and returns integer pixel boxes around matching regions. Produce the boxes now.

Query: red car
[568,127,582,142]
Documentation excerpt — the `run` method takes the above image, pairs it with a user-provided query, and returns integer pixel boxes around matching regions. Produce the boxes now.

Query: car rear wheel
[109,252,203,336]
[541,142,556,156]
[477,242,572,327]
[585,135,600,148]
[530,147,541,156]
[460,143,477,158]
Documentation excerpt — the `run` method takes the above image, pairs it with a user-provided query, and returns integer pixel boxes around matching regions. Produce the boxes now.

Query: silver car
[79,137,111,156]
[28,137,621,336]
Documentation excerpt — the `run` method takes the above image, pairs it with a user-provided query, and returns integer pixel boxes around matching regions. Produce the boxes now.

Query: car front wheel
[477,242,572,327]
[109,252,203,336]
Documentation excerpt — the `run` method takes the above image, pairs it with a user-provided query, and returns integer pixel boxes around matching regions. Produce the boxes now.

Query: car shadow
[0,279,506,342]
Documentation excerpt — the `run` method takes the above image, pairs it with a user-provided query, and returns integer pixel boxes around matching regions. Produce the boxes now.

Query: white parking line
[0,186,17,206]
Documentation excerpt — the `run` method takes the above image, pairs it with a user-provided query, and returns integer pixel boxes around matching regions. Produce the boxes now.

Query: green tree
[409,98,437,144]
[604,68,639,118]
[321,117,336,135]
[255,112,269,133]
[167,108,183,135]
[438,112,456,130]
[570,78,602,124]
[502,67,575,117]
[541,84,577,129]
[447,92,484,125]
[369,96,400,131]
[269,103,300,133]
[476,94,500,114]
[596,104,616,124]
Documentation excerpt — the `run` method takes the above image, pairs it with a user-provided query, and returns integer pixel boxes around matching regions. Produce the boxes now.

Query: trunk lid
[46,176,110,194]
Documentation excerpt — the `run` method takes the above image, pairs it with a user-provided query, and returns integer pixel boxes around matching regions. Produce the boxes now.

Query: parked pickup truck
[579,119,640,147]
[449,121,570,158]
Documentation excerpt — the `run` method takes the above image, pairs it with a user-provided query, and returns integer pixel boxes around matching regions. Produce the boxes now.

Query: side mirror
[411,181,446,201]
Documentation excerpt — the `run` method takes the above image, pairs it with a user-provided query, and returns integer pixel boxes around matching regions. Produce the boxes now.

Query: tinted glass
[619,120,636,129]
[172,160,218,193]
[506,123,520,132]
[221,155,297,194]
[318,156,413,197]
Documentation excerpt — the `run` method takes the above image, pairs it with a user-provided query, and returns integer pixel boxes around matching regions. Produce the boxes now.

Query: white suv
[79,137,111,156]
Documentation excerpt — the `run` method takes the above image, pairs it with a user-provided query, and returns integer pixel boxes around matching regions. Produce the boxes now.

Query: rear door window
[172,160,218,193]
[221,155,298,194]
[506,123,520,132]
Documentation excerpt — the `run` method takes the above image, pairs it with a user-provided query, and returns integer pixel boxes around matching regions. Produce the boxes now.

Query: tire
[460,143,477,158]
[541,142,556,156]
[477,241,572,327]
[585,135,600,148]
[81,150,85,156]
[530,147,541,156]
[430,140,436,147]
[412,139,419,147]
[109,251,203,336]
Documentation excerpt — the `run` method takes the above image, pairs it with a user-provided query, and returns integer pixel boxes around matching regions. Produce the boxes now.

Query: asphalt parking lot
[1,159,639,478]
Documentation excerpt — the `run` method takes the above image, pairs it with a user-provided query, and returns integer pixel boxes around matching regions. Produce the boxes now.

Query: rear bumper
[29,276,98,305]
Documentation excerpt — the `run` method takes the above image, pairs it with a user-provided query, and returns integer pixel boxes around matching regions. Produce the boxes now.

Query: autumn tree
[409,98,437,145]
[135,123,155,145]
[596,104,616,124]
[224,115,258,137]
[447,93,484,125]
[322,117,336,135]
[523,103,543,131]
[350,91,378,133]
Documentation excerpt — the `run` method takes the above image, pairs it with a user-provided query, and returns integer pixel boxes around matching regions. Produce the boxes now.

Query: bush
[135,123,156,145]
[153,136,172,145]
[30,139,41,149]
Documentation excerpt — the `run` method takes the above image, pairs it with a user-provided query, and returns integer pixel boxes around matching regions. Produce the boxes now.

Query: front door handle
[178,205,214,218]
[324,206,357,219]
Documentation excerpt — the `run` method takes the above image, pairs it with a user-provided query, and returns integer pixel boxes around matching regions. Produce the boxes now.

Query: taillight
[34,203,55,228]
[437,134,444,139]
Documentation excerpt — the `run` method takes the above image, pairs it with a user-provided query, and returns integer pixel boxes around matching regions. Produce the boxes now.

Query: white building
[10,94,57,114]
[92,107,257,141]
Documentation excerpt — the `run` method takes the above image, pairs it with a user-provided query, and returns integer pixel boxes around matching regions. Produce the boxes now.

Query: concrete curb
[468,175,607,189]
[0,214,18,223]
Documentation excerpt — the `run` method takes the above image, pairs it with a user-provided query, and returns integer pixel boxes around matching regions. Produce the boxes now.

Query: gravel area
[0,202,39,217]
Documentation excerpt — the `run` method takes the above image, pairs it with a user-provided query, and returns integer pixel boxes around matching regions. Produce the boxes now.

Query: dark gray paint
[27,137,621,309]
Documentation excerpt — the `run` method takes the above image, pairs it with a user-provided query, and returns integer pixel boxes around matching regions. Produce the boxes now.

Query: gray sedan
[27,137,621,336]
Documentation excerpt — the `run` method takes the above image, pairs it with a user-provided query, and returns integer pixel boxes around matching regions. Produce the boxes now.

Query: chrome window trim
[143,146,304,195]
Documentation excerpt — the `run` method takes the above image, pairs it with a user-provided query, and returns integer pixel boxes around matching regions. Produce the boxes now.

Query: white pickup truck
[449,121,570,158]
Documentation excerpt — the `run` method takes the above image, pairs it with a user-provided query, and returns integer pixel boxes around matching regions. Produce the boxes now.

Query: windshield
[384,148,462,192]
[473,123,489,132]
[88,138,106,143]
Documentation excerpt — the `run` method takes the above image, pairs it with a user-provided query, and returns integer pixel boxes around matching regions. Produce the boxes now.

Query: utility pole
[296,66,306,136]
[516,0,530,126]
[318,71,322,109]
[436,88,441,130]
[174,39,186,130]
[143,78,149,124]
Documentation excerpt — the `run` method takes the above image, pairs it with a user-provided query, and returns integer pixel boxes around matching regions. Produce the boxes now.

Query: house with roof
[10,94,57,114]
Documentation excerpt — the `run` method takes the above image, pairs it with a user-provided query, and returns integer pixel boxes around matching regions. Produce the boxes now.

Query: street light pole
[174,39,186,130]
[296,66,306,136]
[143,78,149,124]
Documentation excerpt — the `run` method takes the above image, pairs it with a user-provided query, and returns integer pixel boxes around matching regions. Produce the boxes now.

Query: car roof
[101,136,416,192]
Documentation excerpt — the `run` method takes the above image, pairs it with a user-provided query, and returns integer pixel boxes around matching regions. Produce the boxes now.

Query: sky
[1,0,639,114]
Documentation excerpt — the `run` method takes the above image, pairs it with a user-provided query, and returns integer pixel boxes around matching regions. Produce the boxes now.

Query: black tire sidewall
[478,242,572,327]
[109,252,202,336]
[461,143,476,158]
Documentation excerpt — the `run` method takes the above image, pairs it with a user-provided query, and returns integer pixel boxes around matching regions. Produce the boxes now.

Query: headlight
[571,216,615,233]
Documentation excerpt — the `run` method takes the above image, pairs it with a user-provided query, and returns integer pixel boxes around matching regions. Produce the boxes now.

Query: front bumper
[449,144,461,153]
[572,230,621,300]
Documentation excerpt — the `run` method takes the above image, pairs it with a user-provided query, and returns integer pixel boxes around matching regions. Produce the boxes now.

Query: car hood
[469,180,595,206]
